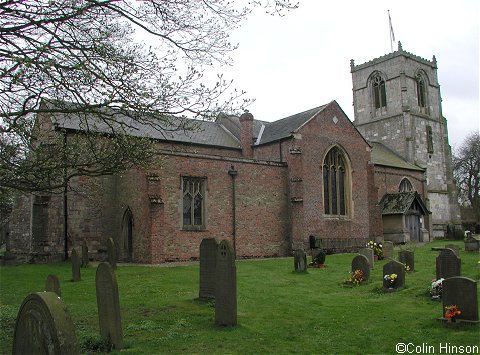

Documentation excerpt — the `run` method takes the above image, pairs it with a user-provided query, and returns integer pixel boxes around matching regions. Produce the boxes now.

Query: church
[7,44,461,264]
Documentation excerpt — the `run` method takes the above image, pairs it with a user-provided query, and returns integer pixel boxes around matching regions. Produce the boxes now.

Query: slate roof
[370,142,424,171]
[379,192,430,215]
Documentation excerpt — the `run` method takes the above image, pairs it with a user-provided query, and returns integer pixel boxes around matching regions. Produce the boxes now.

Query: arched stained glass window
[182,177,206,229]
[372,74,387,109]
[323,147,348,216]
[399,178,414,192]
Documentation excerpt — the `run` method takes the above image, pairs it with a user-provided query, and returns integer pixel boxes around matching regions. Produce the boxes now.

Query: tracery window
[323,147,348,216]
[399,178,414,192]
[416,73,428,114]
[182,177,206,229]
[372,74,387,110]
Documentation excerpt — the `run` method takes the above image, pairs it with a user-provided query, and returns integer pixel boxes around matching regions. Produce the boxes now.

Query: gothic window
[182,177,206,229]
[399,178,414,192]
[323,147,349,216]
[372,74,387,110]
[416,73,428,113]
[426,125,434,154]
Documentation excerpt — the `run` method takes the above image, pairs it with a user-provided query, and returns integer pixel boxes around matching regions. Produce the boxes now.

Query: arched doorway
[122,208,133,262]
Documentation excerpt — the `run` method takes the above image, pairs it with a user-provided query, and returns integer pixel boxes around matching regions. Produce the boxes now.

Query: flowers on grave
[405,264,411,272]
[444,305,461,322]
[366,240,384,260]
[346,269,364,286]
[383,273,397,286]
[429,278,444,300]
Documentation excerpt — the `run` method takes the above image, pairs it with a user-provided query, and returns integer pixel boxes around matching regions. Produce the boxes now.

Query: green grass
[1,239,479,354]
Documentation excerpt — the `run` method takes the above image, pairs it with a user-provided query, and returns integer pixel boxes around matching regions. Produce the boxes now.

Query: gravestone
[442,277,479,323]
[359,248,374,269]
[436,248,461,279]
[199,238,219,301]
[293,249,307,272]
[107,237,117,269]
[311,249,326,265]
[464,235,479,252]
[81,238,89,268]
[71,248,81,282]
[215,240,237,327]
[351,255,370,282]
[445,244,460,257]
[382,260,405,290]
[383,241,394,258]
[398,250,414,272]
[96,262,123,349]
[12,292,80,354]
[45,274,61,297]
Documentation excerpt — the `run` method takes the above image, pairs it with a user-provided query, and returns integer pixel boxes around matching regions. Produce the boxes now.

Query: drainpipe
[62,130,68,261]
[228,165,237,258]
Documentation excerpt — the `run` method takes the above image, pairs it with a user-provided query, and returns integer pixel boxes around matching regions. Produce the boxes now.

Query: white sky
[210,0,479,149]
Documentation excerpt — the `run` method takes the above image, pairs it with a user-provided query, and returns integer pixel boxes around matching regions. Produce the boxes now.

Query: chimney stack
[239,110,254,157]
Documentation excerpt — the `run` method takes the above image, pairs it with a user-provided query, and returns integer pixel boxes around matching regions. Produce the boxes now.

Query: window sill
[323,215,351,221]
[181,226,207,232]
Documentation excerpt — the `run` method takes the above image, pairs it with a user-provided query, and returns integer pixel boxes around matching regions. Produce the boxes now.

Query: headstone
[383,241,394,258]
[445,244,460,257]
[45,274,61,297]
[199,238,219,301]
[215,240,237,327]
[436,248,461,279]
[464,236,479,252]
[442,277,479,323]
[81,238,89,268]
[382,260,405,290]
[293,249,307,272]
[398,250,414,272]
[71,248,81,282]
[96,262,123,349]
[311,249,326,265]
[359,248,374,269]
[107,237,117,269]
[351,255,370,282]
[12,292,80,354]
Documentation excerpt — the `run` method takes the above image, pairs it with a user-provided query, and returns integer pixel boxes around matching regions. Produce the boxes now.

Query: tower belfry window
[372,74,387,110]
[416,73,428,113]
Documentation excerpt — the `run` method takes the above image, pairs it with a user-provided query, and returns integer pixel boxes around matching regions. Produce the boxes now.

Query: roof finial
[398,41,403,51]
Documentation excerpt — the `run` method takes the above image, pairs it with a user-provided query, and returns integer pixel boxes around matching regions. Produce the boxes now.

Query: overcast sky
[211,0,479,149]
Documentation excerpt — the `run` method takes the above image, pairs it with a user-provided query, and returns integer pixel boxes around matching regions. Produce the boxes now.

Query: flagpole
[388,10,395,53]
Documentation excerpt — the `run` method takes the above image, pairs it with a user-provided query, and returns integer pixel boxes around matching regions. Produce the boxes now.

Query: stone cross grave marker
[398,250,414,272]
[81,238,89,268]
[441,277,479,323]
[215,240,237,327]
[96,262,123,349]
[383,241,394,258]
[351,255,370,282]
[359,248,374,269]
[199,238,219,301]
[445,244,460,257]
[71,248,81,282]
[45,274,61,297]
[107,237,117,269]
[436,248,461,279]
[12,292,80,354]
[293,249,307,272]
[382,260,405,291]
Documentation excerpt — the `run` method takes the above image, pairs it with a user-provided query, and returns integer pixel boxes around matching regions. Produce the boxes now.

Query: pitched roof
[370,142,424,171]
[379,192,430,215]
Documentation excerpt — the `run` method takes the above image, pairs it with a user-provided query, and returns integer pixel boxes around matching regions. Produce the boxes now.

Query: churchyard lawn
[1,239,478,354]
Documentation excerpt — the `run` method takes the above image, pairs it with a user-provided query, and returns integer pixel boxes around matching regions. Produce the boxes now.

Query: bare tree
[453,132,480,220]
[0,0,298,193]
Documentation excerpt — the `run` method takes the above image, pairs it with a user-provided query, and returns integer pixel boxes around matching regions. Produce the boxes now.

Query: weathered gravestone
[436,248,461,279]
[441,277,479,323]
[382,260,405,291]
[107,237,117,269]
[311,249,326,266]
[215,240,237,327]
[359,248,374,269]
[71,248,81,282]
[45,274,61,297]
[199,238,219,301]
[12,292,80,354]
[96,262,123,349]
[464,235,479,252]
[293,249,307,272]
[351,255,370,282]
[398,250,414,272]
[383,241,394,258]
[81,238,89,268]
[445,244,460,257]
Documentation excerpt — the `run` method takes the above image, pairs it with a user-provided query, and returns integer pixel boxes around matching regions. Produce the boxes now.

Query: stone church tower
[350,42,462,238]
